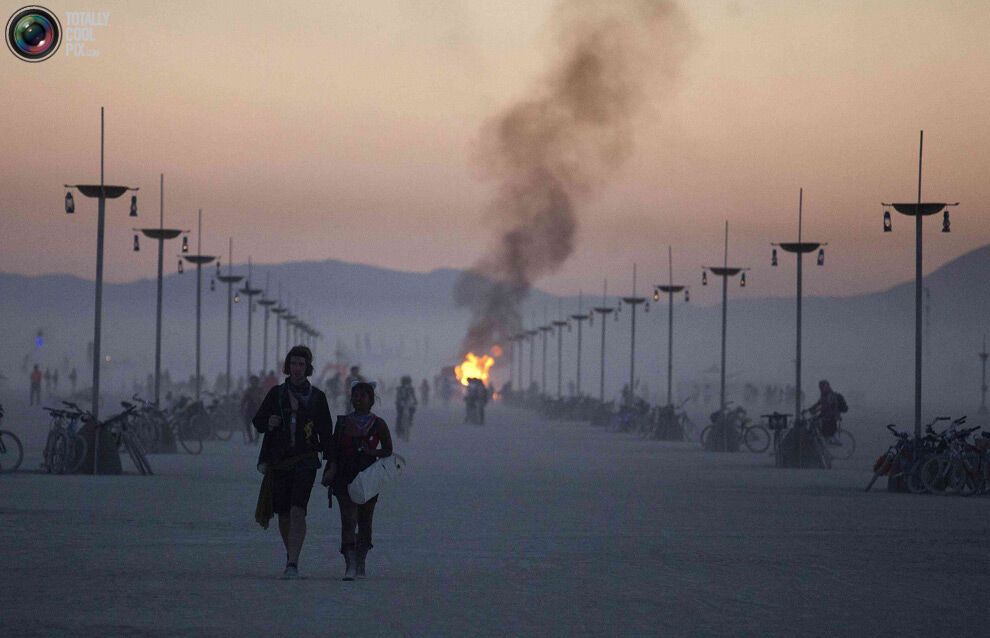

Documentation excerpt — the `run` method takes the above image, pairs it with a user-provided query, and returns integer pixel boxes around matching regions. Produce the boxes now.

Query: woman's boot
[356,548,368,579]
[343,549,358,581]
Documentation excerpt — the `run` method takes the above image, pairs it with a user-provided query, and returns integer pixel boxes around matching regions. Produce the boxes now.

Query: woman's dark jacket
[252,381,333,471]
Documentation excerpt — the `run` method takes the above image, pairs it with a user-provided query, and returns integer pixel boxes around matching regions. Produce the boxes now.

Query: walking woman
[253,345,333,579]
[322,381,393,581]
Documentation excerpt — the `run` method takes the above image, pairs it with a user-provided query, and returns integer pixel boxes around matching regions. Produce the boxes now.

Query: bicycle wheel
[828,430,856,461]
[905,458,929,493]
[213,421,234,441]
[950,451,982,497]
[50,431,68,475]
[177,421,203,455]
[921,455,950,494]
[65,434,89,474]
[0,430,24,472]
[699,425,712,449]
[743,426,771,453]
[810,431,832,469]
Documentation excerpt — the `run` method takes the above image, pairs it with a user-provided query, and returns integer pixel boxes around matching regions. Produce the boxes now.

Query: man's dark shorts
[272,458,320,515]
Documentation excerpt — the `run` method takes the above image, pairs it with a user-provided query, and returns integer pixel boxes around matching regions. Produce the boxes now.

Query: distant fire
[455,348,500,387]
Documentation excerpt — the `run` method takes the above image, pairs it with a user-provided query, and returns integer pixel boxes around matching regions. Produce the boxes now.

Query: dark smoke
[455,0,692,355]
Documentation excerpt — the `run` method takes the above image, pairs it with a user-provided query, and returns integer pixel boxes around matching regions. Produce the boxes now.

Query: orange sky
[2,0,989,300]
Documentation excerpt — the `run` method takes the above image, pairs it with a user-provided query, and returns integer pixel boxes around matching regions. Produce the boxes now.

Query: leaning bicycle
[0,404,24,473]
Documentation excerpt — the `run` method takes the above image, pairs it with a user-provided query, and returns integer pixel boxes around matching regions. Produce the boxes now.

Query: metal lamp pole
[216,238,244,395]
[182,209,217,401]
[257,275,276,375]
[553,316,567,399]
[592,280,614,403]
[63,107,140,426]
[570,293,590,398]
[135,173,186,406]
[882,130,958,439]
[540,315,552,397]
[654,247,688,407]
[772,188,827,421]
[702,221,748,451]
[239,259,264,378]
[621,264,647,405]
[979,335,988,416]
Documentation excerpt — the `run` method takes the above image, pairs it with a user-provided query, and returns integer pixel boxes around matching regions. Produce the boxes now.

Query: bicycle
[866,424,913,492]
[701,405,769,453]
[0,404,24,473]
[41,403,89,474]
[920,419,982,496]
[808,414,856,461]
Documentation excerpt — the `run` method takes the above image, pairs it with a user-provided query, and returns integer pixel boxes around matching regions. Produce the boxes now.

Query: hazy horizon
[2,0,989,301]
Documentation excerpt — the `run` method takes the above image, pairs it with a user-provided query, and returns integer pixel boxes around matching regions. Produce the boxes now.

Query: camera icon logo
[6,5,61,62]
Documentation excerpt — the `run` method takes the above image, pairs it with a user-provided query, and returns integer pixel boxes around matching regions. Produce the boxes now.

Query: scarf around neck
[348,412,378,436]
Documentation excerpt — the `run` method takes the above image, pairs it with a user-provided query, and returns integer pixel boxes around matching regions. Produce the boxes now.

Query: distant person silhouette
[29,365,42,405]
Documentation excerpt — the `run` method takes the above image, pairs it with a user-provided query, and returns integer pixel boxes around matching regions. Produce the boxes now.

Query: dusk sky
[2,0,989,300]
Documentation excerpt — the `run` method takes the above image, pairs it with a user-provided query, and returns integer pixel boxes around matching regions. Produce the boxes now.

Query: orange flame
[455,351,496,387]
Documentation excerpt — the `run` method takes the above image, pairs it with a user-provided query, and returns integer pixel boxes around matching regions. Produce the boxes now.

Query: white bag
[348,454,406,504]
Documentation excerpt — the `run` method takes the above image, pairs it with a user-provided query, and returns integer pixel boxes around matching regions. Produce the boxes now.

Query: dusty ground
[1,399,987,637]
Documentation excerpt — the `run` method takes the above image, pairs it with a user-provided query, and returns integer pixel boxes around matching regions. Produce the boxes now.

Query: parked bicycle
[701,405,769,453]
[0,404,24,473]
[41,403,89,474]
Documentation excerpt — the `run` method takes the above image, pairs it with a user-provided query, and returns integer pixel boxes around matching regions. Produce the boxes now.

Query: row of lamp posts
[64,108,322,473]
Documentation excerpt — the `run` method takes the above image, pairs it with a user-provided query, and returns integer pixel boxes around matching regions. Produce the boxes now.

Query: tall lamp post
[62,107,140,427]
[882,130,958,439]
[272,286,285,364]
[570,293,591,398]
[134,173,186,406]
[181,209,217,401]
[527,328,538,393]
[978,335,988,416]
[512,332,526,392]
[540,312,552,397]
[702,221,749,452]
[653,247,689,408]
[771,188,827,423]
[239,259,264,378]
[619,264,647,406]
[553,309,568,399]
[216,238,243,395]
[257,275,276,376]
[592,280,614,402]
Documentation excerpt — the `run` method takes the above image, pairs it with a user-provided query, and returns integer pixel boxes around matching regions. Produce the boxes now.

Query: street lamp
[540,308,552,397]
[271,287,286,367]
[654,246,689,409]
[978,335,988,416]
[702,221,749,452]
[181,209,217,401]
[527,328,539,393]
[771,188,828,426]
[621,264,647,407]
[771,189,828,467]
[257,275,276,376]
[62,107,139,475]
[239,258,264,378]
[570,293,591,398]
[882,130,959,439]
[591,279,615,403]
[216,238,244,395]
[134,173,187,407]
[552,302,568,399]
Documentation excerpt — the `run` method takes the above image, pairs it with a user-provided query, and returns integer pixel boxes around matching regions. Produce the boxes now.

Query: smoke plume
[455,0,692,355]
